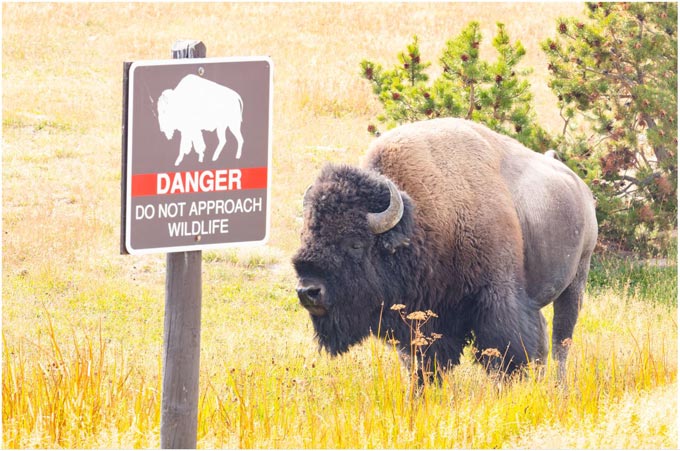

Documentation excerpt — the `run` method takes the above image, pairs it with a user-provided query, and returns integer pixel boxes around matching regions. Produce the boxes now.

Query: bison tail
[544,149,561,161]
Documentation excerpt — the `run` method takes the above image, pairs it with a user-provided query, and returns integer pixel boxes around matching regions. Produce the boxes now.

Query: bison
[293,118,597,379]
[157,74,244,166]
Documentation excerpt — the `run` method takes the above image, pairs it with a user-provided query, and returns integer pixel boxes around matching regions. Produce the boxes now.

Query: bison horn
[302,185,313,211]
[367,179,404,234]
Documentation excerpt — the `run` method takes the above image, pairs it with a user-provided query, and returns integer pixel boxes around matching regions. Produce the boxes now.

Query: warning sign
[122,57,272,254]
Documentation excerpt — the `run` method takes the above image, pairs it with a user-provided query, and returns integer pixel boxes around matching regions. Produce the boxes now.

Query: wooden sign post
[161,40,206,449]
[121,39,272,448]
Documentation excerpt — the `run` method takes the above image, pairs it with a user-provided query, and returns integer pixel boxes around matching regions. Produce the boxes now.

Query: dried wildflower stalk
[390,304,443,388]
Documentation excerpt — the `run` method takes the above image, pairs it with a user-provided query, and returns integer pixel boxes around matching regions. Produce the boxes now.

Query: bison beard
[293,118,597,379]
[308,277,381,356]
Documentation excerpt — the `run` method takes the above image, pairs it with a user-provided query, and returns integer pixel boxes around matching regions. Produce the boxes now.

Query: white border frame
[124,56,274,255]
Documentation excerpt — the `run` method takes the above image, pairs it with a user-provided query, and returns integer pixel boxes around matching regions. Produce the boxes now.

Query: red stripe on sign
[131,167,268,197]
[131,173,157,197]
[241,167,268,190]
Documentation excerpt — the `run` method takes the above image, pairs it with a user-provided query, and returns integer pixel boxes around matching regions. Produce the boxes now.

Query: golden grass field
[2,2,677,448]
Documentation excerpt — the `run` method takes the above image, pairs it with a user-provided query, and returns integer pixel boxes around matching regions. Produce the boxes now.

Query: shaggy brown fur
[294,118,597,378]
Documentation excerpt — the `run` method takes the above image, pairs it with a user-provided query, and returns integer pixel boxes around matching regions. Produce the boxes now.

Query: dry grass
[3,289,676,448]
[2,2,676,449]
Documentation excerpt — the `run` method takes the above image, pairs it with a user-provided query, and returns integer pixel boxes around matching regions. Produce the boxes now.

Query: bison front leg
[189,130,206,163]
[175,134,193,166]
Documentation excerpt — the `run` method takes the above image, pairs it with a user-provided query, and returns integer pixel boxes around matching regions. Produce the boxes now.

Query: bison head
[292,164,415,356]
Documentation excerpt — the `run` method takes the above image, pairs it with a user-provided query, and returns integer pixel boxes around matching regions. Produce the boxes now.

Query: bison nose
[296,284,327,316]
[296,285,323,305]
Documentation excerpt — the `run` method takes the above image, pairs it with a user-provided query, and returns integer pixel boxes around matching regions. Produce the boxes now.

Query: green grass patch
[588,253,678,306]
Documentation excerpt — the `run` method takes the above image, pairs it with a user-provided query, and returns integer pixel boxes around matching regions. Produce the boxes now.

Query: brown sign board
[122,57,272,254]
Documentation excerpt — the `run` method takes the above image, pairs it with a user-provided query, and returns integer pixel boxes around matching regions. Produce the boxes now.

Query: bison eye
[343,237,367,257]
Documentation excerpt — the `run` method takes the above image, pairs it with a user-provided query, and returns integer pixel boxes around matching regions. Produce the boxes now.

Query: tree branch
[619,172,661,187]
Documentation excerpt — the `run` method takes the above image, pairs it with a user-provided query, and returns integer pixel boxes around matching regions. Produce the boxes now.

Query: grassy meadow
[2,2,677,448]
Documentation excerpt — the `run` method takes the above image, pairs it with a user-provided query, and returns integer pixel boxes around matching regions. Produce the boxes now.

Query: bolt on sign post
[121,40,273,448]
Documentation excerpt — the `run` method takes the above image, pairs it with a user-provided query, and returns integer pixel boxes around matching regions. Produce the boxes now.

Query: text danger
[131,167,267,197]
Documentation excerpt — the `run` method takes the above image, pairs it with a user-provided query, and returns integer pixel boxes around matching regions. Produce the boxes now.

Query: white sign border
[124,56,274,255]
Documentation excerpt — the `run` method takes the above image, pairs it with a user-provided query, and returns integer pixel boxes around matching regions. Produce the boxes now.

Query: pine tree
[361,23,552,151]
[543,2,677,253]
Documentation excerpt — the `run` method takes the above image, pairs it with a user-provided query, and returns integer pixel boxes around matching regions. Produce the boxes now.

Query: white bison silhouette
[157,74,244,166]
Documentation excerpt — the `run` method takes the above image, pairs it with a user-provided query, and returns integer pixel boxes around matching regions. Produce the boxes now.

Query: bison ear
[381,231,411,254]
[378,193,415,254]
